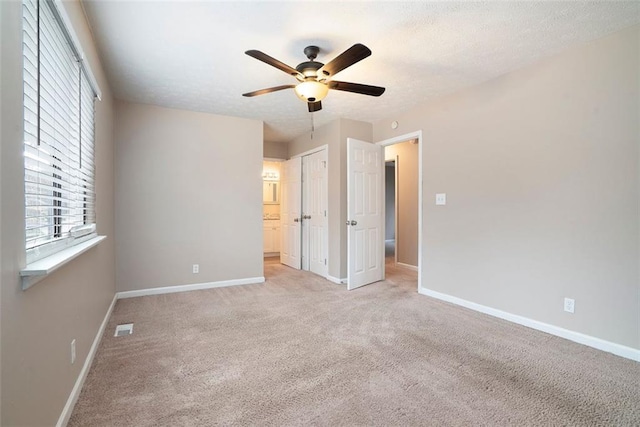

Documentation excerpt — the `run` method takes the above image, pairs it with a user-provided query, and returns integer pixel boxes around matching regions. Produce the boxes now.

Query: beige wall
[115,101,264,292]
[0,1,116,425]
[373,26,640,349]
[264,140,288,159]
[385,141,419,267]
[288,118,372,280]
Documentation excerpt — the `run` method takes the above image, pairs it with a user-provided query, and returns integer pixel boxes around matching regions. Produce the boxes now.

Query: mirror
[263,181,279,204]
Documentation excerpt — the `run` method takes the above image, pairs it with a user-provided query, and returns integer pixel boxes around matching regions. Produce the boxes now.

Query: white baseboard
[419,287,640,362]
[396,262,418,271]
[116,276,265,299]
[57,293,117,427]
[326,275,347,285]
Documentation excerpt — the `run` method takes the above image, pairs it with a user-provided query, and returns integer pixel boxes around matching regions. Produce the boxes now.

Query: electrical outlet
[71,339,76,364]
[192,264,199,274]
[436,193,446,205]
[564,298,575,314]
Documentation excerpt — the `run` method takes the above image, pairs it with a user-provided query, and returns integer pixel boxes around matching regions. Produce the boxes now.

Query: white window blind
[23,0,97,263]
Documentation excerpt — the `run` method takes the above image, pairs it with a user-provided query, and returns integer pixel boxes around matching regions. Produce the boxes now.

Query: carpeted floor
[69,257,640,426]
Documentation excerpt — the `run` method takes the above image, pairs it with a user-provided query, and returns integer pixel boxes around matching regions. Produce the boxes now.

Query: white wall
[115,101,264,292]
[374,25,640,349]
[1,1,116,424]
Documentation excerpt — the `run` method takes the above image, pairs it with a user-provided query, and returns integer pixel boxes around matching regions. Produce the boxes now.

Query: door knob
[350,220,357,226]
[294,218,299,223]
[303,215,311,219]
[346,220,350,225]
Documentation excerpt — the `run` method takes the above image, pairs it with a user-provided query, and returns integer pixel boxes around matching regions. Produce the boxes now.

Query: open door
[280,157,301,269]
[347,138,384,290]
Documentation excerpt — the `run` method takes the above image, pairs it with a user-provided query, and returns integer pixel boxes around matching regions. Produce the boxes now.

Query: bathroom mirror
[263,181,280,204]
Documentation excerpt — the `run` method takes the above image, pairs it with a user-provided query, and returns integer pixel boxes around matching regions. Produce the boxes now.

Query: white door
[280,157,302,269]
[347,138,384,290]
[302,149,328,277]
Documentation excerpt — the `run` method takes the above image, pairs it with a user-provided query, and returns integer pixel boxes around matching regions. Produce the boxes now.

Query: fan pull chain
[310,112,315,140]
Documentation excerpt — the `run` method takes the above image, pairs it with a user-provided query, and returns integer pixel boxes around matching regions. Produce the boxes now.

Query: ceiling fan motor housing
[295,46,328,102]
[296,61,324,77]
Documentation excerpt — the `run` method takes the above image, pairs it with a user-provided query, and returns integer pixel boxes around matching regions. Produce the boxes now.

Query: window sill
[20,235,107,290]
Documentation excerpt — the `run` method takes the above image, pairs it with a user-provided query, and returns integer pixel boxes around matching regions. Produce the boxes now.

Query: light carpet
[69,259,640,426]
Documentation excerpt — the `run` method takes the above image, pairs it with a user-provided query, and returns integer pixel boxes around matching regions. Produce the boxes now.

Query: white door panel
[280,157,301,269]
[302,149,328,277]
[347,138,384,290]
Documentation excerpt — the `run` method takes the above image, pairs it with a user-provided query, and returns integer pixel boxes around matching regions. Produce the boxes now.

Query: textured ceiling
[82,1,640,143]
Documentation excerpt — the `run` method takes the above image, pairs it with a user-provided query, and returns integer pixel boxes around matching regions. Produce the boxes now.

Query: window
[22,0,99,263]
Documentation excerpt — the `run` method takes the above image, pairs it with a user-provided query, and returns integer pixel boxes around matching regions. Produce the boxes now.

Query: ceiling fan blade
[308,101,322,112]
[245,50,303,79]
[318,44,371,78]
[328,81,385,97]
[242,85,295,97]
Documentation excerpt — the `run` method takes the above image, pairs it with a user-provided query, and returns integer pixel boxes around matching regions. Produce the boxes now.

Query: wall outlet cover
[436,193,446,205]
[564,298,575,313]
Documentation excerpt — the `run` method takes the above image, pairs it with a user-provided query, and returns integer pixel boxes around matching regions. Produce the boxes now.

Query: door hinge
[324,258,327,265]
[322,161,327,168]
[324,210,327,217]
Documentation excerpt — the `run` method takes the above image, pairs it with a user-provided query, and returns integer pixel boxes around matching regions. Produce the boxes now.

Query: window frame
[22,0,102,265]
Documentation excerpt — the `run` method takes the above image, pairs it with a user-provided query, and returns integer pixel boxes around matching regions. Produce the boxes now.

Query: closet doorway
[281,146,328,278]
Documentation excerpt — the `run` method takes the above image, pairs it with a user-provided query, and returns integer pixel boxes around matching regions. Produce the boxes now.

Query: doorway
[378,131,422,292]
[384,140,419,272]
[346,131,422,291]
[385,160,396,262]
[262,159,283,260]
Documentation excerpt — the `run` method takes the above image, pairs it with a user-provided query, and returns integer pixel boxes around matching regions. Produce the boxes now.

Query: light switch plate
[436,193,446,205]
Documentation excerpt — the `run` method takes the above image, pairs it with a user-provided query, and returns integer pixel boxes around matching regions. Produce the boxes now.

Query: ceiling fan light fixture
[294,81,329,103]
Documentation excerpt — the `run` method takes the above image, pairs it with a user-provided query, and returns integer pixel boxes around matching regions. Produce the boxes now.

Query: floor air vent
[114,323,133,337]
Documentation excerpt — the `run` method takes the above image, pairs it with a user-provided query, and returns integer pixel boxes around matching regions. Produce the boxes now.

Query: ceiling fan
[242,44,385,112]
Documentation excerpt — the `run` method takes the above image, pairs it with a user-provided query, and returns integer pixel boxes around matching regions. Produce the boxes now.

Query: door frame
[290,144,329,280]
[376,131,423,292]
[290,144,328,159]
